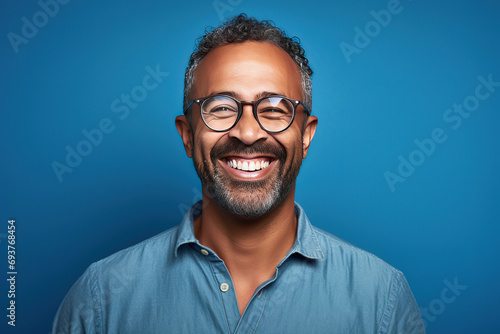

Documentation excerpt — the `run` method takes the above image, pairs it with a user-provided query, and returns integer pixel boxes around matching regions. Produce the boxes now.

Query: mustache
[210,139,286,161]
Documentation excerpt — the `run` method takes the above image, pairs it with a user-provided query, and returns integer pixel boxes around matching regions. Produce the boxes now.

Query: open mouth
[224,157,273,172]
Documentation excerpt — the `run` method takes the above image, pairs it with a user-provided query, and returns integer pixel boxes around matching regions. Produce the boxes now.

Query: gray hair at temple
[183,13,313,120]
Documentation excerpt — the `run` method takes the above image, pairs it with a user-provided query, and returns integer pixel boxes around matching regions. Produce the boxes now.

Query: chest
[101,258,383,333]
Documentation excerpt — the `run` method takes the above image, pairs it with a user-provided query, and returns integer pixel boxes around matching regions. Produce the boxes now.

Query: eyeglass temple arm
[299,101,311,115]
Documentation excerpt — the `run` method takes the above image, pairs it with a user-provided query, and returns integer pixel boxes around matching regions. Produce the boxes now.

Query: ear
[175,115,193,158]
[302,115,317,159]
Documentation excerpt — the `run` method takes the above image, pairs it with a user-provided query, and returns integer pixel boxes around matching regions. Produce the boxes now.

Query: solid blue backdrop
[1,0,499,333]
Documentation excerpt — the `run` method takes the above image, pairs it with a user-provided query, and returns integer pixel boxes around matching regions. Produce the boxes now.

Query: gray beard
[192,137,302,218]
[195,155,300,218]
[206,165,290,218]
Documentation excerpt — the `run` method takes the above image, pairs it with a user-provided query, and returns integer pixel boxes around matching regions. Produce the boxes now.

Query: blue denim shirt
[53,202,425,333]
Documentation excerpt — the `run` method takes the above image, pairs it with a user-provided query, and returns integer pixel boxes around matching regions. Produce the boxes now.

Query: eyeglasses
[185,95,311,133]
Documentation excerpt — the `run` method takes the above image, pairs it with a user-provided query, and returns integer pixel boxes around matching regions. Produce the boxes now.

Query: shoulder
[312,225,403,285]
[92,225,181,276]
[310,227,425,332]
[52,226,182,333]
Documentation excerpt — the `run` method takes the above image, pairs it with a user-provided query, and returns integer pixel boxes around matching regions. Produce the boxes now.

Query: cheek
[193,131,221,163]
[192,135,208,163]
[274,130,304,161]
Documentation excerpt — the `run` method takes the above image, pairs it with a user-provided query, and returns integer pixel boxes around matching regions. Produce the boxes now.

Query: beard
[192,138,303,218]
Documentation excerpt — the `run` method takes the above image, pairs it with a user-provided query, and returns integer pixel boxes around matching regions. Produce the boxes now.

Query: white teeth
[227,159,271,171]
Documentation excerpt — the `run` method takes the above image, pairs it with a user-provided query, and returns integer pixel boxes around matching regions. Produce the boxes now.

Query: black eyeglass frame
[184,94,311,133]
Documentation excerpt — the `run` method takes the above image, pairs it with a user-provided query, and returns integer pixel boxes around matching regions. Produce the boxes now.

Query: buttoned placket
[175,203,325,333]
[194,244,277,334]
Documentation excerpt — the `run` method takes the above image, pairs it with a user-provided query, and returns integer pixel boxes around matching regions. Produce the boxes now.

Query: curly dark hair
[183,13,313,116]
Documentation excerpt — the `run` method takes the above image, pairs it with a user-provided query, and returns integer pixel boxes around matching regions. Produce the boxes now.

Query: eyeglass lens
[201,96,294,132]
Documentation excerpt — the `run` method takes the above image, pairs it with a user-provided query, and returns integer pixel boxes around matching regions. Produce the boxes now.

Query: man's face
[176,41,317,218]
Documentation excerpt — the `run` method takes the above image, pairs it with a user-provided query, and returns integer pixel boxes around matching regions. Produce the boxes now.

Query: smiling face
[176,41,317,218]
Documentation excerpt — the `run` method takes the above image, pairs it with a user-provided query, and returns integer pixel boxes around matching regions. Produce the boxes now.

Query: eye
[258,107,288,119]
[205,104,238,119]
[212,105,237,112]
[257,97,294,120]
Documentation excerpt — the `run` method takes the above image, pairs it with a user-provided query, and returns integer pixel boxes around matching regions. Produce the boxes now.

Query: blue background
[1,0,499,333]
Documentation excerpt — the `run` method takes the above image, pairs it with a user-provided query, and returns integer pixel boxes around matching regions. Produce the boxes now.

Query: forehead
[192,41,302,99]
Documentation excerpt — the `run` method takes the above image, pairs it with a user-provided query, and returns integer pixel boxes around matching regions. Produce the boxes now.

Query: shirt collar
[174,201,324,261]
[174,201,202,257]
[288,202,325,260]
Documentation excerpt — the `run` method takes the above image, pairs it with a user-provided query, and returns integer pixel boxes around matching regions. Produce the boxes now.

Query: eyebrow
[207,91,284,100]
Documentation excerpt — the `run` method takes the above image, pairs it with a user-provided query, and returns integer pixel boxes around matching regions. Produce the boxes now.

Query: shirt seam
[89,262,103,334]
[377,269,402,333]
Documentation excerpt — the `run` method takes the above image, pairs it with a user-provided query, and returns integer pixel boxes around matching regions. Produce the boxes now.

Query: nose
[227,105,268,145]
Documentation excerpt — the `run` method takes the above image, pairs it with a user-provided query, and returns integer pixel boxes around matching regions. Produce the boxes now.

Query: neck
[194,186,298,280]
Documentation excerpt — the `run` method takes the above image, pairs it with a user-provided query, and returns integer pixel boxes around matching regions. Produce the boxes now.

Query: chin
[207,174,292,218]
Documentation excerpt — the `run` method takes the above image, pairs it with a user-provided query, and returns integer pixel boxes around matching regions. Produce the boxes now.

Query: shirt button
[220,283,229,292]
[200,249,209,256]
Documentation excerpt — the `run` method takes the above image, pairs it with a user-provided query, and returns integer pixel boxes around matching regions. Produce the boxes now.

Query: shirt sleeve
[52,263,101,334]
[379,270,426,334]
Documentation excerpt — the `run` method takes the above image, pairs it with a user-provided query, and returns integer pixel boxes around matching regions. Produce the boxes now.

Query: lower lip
[218,159,276,180]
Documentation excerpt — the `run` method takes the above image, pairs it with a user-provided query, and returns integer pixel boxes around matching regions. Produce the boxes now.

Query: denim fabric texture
[53,201,425,333]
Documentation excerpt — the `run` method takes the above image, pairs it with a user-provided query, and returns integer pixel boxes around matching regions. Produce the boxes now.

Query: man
[53,14,425,333]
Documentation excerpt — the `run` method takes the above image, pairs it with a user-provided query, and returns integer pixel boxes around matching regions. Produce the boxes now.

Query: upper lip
[219,154,276,160]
